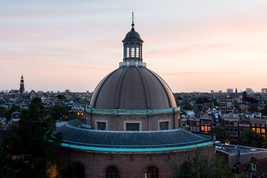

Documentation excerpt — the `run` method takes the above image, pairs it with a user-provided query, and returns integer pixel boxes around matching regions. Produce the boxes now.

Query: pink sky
[1,0,267,93]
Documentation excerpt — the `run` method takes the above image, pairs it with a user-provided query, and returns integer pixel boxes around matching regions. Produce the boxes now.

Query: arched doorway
[75,162,84,178]
[144,166,158,178]
[106,166,120,178]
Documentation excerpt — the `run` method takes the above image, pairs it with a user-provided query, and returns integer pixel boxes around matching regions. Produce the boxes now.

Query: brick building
[54,18,215,178]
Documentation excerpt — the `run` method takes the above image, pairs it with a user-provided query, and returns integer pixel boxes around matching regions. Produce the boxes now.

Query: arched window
[106,166,120,178]
[126,47,130,57]
[144,166,158,178]
[75,162,84,178]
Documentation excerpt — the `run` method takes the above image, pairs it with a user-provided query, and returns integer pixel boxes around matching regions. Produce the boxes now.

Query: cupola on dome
[90,13,177,110]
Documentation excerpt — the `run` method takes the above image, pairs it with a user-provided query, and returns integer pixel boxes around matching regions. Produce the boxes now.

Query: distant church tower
[20,75,25,93]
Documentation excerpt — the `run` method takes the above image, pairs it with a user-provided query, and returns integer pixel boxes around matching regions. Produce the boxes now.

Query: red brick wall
[58,144,214,178]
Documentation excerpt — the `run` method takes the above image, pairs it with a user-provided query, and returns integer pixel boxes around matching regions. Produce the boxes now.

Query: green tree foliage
[169,151,230,178]
[0,106,6,117]
[211,123,227,143]
[262,103,267,116]
[81,98,90,105]
[183,102,191,110]
[238,129,267,148]
[242,91,247,98]
[51,105,69,121]
[211,98,219,106]
[4,105,21,121]
[195,97,215,105]
[248,104,258,113]
[0,97,62,178]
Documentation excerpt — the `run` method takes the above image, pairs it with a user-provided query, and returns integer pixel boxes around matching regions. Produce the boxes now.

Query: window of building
[136,47,139,57]
[97,122,107,130]
[252,128,255,132]
[159,121,169,130]
[261,128,265,133]
[262,124,265,127]
[131,48,135,57]
[230,122,233,126]
[225,122,228,125]
[240,128,243,132]
[127,47,129,57]
[234,128,238,133]
[246,172,249,177]
[201,126,204,131]
[230,129,233,132]
[257,124,260,127]
[256,128,260,133]
[106,166,120,178]
[196,122,199,125]
[75,162,84,178]
[234,122,237,126]
[126,123,140,131]
[251,163,256,170]
[144,166,158,178]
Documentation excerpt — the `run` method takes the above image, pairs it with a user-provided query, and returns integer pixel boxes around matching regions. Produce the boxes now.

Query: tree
[51,105,69,121]
[195,97,204,104]
[211,123,227,143]
[4,105,21,121]
[0,97,62,178]
[262,103,267,116]
[238,129,267,148]
[242,91,247,98]
[169,151,231,178]
[0,106,6,117]
[248,104,258,113]
[81,98,90,105]
[183,102,191,110]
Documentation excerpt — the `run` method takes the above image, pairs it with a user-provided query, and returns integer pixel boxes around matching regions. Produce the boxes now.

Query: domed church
[55,13,215,178]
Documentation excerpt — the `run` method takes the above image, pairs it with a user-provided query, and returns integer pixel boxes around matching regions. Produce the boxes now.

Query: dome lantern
[122,12,144,64]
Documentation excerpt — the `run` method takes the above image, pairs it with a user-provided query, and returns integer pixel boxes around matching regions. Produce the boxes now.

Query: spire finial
[131,12,135,27]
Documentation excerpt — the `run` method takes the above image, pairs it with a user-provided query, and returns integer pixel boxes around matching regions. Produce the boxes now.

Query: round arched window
[75,162,84,178]
[106,166,120,178]
[144,166,158,178]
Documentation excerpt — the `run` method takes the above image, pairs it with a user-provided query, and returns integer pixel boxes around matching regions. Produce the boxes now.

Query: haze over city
[1,0,267,92]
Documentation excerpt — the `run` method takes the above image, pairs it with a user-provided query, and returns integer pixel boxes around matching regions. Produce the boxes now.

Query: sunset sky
[1,0,267,93]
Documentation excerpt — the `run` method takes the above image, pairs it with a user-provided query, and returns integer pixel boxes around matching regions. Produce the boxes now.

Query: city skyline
[1,0,267,92]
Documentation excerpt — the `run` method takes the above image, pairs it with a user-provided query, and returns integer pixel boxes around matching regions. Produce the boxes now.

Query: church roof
[55,119,212,149]
[89,66,177,109]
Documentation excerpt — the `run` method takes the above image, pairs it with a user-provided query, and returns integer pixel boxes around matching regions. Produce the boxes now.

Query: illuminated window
[127,47,129,57]
[201,126,204,131]
[208,126,211,131]
[136,47,139,57]
[131,48,135,57]
[262,128,265,133]
[252,128,255,132]
[257,128,260,133]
